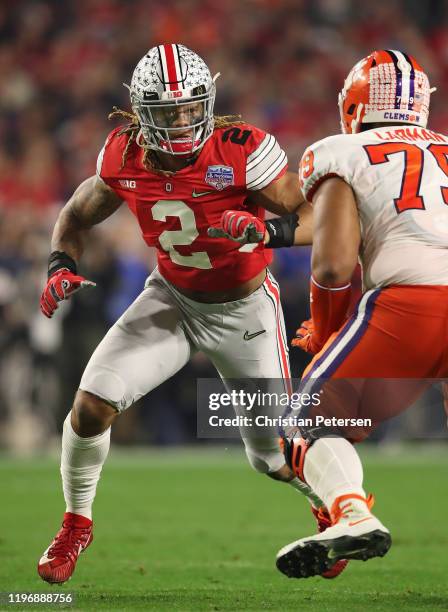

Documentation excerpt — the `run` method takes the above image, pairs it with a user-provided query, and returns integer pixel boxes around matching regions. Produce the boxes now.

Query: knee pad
[79,367,129,412]
[244,440,286,474]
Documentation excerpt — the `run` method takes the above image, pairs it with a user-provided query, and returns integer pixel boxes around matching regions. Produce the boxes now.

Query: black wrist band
[265,213,299,248]
[48,251,78,278]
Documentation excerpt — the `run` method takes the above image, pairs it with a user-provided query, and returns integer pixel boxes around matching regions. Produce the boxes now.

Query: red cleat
[311,506,348,579]
[38,512,93,584]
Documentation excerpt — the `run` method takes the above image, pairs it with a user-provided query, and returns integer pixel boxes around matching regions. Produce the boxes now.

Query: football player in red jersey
[37,44,345,584]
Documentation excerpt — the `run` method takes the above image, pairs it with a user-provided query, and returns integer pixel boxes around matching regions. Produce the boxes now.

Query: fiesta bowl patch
[205,165,234,190]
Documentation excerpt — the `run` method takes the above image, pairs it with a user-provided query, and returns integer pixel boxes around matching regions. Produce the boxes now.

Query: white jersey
[300,125,448,289]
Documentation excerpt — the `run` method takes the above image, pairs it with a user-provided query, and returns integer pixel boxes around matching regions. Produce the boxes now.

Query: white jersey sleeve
[246,133,287,190]
[299,136,354,202]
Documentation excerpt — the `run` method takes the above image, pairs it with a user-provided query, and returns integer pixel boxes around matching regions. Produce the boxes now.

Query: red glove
[291,318,322,354]
[207,210,266,244]
[40,268,96,318]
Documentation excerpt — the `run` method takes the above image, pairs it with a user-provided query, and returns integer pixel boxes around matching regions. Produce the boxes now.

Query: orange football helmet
[338,50,436,134]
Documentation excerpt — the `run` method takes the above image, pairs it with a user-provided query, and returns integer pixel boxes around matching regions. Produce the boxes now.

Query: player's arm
[208,200,313,248]
[250,170,303,215]
[311,177,360,286]
[243,170,314,246]
[293,177,360,353]
[41,176,123,318]
[208,172,313,247]
[52,175,122,258]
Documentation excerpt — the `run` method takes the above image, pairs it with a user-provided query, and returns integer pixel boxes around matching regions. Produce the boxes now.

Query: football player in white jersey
[267,49,448,579]
[209,48,448,578]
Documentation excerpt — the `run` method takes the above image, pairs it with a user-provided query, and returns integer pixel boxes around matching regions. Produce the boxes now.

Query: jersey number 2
[365,142,448,213]
[152,200,212,269]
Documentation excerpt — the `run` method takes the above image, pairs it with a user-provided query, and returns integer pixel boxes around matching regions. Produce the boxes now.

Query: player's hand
[207,210,266,244]
[40,268,96,318]
[291,318,322,354]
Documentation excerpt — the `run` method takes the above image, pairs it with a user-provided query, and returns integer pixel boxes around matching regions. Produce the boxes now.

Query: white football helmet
[127,44,219,155]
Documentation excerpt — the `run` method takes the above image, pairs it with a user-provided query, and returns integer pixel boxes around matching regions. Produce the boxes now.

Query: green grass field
[1,446,447,611]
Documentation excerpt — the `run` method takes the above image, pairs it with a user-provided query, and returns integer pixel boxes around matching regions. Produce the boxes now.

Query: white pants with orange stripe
[79,267,290,474]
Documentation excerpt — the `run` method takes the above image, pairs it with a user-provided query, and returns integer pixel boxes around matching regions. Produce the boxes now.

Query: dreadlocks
[108,107,244,172]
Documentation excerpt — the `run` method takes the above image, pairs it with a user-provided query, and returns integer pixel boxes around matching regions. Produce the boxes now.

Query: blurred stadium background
[1,0,448,454]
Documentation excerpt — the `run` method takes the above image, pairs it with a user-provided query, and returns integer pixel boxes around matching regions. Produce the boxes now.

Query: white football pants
[80,267,291,473]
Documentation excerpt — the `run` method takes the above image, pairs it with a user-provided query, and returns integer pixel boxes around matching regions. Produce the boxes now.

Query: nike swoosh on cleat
[348,517,374,527]
[243,330,266,341]
[192,189,215,198]
[328,546,365,559]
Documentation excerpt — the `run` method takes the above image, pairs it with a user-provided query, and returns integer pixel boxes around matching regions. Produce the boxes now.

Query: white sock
[303,437,366,511]
[288,477,324,508]
[60,412,111,520]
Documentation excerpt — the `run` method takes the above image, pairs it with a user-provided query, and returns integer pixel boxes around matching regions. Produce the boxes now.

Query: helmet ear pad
[338,50,433,134]
[128,44,217,155]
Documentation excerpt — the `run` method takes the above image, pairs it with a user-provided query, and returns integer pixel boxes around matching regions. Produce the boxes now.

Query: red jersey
[97,124,287,291]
